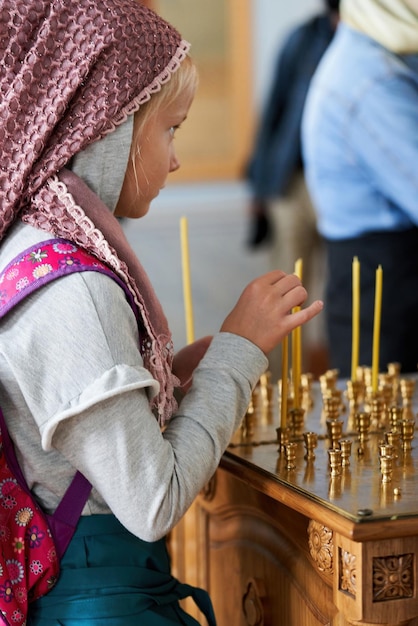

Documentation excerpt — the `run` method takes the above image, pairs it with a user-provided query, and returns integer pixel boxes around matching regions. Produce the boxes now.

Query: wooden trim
[221,452,418,543]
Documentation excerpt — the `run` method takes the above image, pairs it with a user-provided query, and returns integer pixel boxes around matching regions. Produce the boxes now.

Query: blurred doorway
[155,0,254,182]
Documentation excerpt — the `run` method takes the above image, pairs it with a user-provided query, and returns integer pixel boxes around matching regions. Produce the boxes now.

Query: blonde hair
[133,55,198,145]
[126,55,197,192]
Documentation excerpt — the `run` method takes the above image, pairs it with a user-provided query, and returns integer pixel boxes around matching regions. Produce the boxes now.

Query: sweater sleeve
[1,267,267,542]
[52,331,266,542]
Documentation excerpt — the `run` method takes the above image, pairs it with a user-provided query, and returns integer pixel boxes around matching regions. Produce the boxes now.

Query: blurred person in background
[245,0,340,378]
[302,0,418,377]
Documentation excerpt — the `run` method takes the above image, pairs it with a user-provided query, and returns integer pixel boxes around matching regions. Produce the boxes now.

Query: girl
[0,0,323,624]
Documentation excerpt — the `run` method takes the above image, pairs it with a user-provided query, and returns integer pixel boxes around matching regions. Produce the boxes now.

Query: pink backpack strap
[0,406,90,559]
[0,238,138,319]
[0,238,140,558]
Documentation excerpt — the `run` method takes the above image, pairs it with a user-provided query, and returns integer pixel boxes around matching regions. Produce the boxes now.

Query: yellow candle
[351,256,360,381]
[292,258,303,408]
[280,335,288,429]
[294,258,303,282]
[371,265,383,393]
[180,216,195,344]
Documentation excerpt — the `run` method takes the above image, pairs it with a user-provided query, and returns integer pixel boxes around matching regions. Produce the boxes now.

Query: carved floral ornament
[339,548,357,598]
[373,554,414,602]
[308,520,333,574]
[308,520,414,605]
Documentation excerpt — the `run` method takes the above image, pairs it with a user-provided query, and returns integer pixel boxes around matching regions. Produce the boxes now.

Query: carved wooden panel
[172,465,418,625]
[335,532,418,625]
[372,554,414,602]
[193,469,336,626]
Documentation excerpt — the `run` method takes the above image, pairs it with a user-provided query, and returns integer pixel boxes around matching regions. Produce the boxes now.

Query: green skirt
[28,515,216,626]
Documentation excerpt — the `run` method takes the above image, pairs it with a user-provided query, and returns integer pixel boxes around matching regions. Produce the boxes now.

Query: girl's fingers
[287,300,324,330]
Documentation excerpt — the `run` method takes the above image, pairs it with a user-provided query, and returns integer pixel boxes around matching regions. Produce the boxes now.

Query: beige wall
[153,0,322,183]
[155,0,254,182]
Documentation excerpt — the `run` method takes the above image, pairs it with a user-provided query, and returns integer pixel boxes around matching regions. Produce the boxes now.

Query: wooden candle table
[170,374,418,626]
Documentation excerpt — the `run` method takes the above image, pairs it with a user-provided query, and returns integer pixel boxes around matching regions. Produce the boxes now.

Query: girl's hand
[173,335,213,393]
[220,270,323,355]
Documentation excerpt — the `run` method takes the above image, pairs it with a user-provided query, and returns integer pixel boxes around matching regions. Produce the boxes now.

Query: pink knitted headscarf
[0,0,191,423]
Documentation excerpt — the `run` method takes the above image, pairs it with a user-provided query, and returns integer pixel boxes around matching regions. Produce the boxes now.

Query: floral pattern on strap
[0,239,112,315]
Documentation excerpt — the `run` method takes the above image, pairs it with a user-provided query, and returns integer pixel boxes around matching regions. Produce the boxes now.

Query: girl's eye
[169,125,181,137]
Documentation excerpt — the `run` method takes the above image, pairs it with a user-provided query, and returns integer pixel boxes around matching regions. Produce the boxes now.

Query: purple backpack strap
[0,238,138,318]
[47,473,93,559]
[0,238,140,557]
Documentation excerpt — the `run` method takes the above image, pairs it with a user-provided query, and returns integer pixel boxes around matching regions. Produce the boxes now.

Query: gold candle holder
[241,411,255,440]
[303,431,318,461]
[339,439,352,467]
[355,411,371,444]
[400,378,416,420]
[276,426,290,454]
[328,448,343,477]
[319,369,338,398]
[389,406,403,432]
[387,362,401,377]
[368,390,385,430]
[258,372,271,408]
[363,367,373,391]
[387,362,401,403]
[284,442,298,470]
[346,379,364,432]
[400,378,415,406]
[346,379,364,411]
[246,387,256,417]
[379,443,395,460]
[301,372,314,411]
[326,418,344,450]
[322,394,341,423]
[380,454,394,483]
[400,419,415,452]
[385,430,400,457]
[288,407,305,438]
[380,372,396,403]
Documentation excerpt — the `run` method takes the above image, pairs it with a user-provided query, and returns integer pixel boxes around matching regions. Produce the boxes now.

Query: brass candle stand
[303,431,318,461]
[339,439,352,467]
[400,378,416,420]
[328,448,343,477]
[346,379,364,431]
[400,418,415,452]
[288,407,305,438]
[242,361,416,501]
[326,418,344,450]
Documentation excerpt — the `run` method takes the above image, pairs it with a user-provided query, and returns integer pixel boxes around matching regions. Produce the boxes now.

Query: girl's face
[114,88,194,219]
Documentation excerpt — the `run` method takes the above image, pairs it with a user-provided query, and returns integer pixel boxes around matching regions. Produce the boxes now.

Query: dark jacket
[247,14,335,199]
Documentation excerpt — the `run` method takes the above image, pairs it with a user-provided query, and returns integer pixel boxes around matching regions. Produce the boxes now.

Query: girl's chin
[136,201,151,218]
[116,202,151,219]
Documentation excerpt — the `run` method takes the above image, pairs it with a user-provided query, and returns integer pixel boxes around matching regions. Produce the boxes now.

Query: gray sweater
[0,221,267,542]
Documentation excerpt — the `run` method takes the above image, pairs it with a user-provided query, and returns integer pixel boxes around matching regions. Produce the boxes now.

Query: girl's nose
[170,152,180,173]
